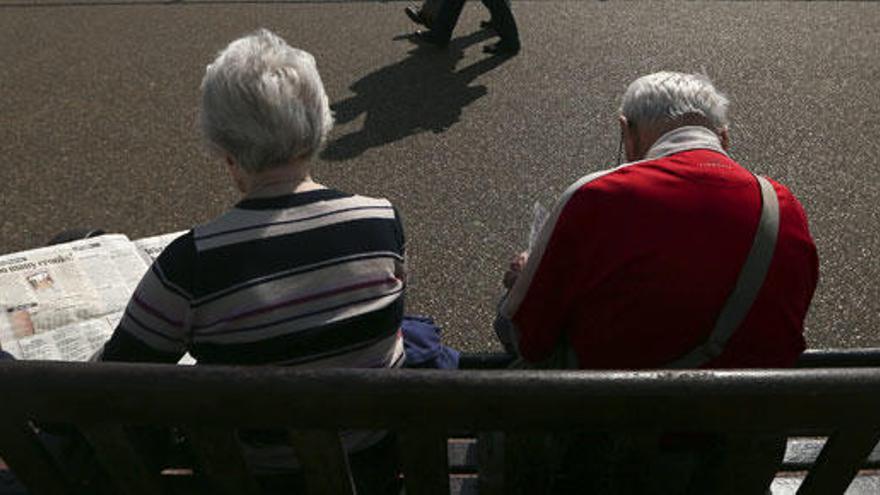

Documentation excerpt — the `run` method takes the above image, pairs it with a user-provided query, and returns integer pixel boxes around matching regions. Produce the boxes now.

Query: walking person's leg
[406,0,444,29]
[414,0,467,46]
[482,0,520,54]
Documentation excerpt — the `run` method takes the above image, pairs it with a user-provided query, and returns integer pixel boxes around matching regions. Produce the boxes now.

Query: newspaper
[133,231,187,264]
[0,232,184,362]
[527,201,549,253]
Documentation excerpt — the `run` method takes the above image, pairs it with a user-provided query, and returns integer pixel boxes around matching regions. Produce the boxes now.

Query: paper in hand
[527,201,549,253]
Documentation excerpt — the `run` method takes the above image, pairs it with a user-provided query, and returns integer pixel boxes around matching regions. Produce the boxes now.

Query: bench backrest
[2,350,880,495]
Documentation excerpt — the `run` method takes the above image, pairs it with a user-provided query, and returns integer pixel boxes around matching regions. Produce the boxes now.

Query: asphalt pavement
[1,0,878,352]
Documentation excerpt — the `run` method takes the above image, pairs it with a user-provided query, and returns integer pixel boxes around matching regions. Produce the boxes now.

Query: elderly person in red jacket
[498,71,818,494]
[501,70,817,370]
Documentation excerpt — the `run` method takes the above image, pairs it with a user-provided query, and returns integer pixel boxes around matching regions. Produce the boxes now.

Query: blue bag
[401,315,460,369]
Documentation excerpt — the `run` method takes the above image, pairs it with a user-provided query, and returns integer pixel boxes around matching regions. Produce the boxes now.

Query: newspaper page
[0,235,149,361]
[133,230,187,264]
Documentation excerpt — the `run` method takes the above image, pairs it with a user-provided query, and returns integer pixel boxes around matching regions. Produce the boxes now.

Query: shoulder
[152,231,197,295]
[155,231,197,272]
[346,192,396,210]
[555,161,652,213]
[763,177,808,214]
[343,192,401,223]
[762,177,814,240]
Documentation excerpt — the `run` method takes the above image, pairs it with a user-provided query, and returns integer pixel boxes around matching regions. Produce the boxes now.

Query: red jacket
[502,126,818,369]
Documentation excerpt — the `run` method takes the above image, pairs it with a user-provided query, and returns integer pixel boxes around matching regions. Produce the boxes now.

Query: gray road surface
[1,1,878,352]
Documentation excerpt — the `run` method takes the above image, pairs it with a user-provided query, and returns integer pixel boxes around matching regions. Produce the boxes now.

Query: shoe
[483,41,520,55]
[405,6,429,27]
[413,30,448,47]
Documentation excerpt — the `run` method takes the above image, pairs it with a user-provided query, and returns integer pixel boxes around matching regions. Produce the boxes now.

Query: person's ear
[619,115,629,135]
[719,127,730,151]
[619,116,639,162]
[225,154,247,194]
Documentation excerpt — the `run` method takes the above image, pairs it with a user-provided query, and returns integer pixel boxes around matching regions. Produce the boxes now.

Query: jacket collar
[643,125,728,160]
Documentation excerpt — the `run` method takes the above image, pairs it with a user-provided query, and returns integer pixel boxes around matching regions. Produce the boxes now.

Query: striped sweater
[101,188,406,370]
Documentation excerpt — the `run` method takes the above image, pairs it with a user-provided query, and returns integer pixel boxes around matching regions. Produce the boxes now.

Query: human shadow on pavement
[321,30,511,161]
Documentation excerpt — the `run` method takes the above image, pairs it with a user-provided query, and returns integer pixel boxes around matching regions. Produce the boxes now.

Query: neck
[644,116,721,155]
[643,126,727,161]
[241,161,322,198]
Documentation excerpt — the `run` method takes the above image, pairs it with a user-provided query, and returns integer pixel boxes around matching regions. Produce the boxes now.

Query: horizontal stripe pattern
[195,276,398,330]
[193,219,403,296]
[193,251,403,307]
[193,253,402,309]
[193,286,404,343]
[282,331,406,370]
[112,266,191,353]
[194,195,395,251]
[103,188,406,370]
[192,294,405,365]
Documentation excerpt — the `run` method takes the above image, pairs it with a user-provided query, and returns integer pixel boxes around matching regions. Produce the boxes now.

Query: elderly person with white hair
[99,29,405,493]
[496,71,818,492]
[501,70,817,370]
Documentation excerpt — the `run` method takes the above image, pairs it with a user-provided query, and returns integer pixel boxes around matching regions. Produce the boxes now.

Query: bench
[1,348,879,495]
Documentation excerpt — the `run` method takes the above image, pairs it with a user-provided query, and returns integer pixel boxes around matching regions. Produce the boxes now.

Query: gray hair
[200,29,333,173]
[620,71,729,134]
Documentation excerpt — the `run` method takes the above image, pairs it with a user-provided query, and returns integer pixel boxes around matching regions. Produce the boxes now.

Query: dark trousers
[433,0,520,48]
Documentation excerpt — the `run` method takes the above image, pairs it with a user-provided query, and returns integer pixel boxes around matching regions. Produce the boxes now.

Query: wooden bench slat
[459,349,880,370]
[448,436,880,473]
[7,363,880,431]
[784,437,880,471]
[80,424,164,495]
[449,475,478,495]
[773,471,880,495]
[455,439,880,495]
[447,438,478,473]
[399,428,450,495]
[287,429,355,495]
[0,421,71,495]
[184,427,260,495]
[796,429,880,495]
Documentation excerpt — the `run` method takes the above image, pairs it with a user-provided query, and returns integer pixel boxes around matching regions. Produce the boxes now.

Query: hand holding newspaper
[494,201,550,354]
[502,201,550,290]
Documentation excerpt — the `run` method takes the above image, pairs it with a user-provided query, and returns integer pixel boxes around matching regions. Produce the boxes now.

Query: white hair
[620,71,729,134]
[200,29,333,173]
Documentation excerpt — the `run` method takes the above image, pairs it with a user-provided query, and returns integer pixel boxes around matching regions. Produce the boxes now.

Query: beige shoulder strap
[667,175,779,368]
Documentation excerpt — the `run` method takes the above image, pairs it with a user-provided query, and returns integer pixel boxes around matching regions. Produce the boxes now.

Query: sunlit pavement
[2,1,878,352]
